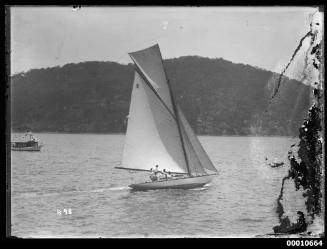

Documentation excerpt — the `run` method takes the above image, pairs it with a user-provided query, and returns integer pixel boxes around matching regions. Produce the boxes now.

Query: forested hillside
[11,56,310,135]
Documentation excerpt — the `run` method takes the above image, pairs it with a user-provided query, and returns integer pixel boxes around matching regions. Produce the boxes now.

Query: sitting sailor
[154,164,163,177]
[166,171,172,179]
[153,165,160,174]
[149,168,158,182]
[161,169,172,180]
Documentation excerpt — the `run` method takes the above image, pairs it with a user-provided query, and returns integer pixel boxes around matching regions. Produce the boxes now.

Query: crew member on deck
[154,165,160,174]
[149,168,158,182]
[162,169,171,180]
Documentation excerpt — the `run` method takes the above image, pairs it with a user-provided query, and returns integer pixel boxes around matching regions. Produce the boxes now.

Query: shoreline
[10,131,297,138]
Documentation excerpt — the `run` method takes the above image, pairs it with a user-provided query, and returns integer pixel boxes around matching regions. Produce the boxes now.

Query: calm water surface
[11,133,302,237]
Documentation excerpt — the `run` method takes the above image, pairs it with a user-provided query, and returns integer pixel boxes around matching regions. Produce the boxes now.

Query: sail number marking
[57,208,72,216]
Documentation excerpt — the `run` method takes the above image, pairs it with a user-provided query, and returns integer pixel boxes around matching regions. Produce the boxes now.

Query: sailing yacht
[116,44,218,190]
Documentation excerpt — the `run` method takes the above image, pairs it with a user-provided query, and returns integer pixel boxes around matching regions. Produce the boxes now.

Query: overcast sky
[10,6,319,78]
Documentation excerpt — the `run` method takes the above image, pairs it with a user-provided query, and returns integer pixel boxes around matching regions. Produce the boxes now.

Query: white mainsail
[121,44,217,176]
[122,72,188,174]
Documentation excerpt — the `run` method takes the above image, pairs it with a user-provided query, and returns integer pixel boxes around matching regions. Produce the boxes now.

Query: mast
[157,47,192,176]
[166,79,192,176]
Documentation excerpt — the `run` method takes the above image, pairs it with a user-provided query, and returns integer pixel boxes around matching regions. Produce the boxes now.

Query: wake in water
[189,183,211,191]
[89,186,131,192]
[14,186,131,198]
[189,187,207,191]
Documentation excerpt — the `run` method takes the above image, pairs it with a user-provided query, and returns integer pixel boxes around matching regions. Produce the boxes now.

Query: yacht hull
[11,145,43,151]
[129,174,216,191]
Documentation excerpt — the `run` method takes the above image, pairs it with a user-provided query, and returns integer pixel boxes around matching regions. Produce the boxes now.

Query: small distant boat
[11,132,43,151]
[115,44,218,191]
[269,162,284,168]
[265,157,284,168]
